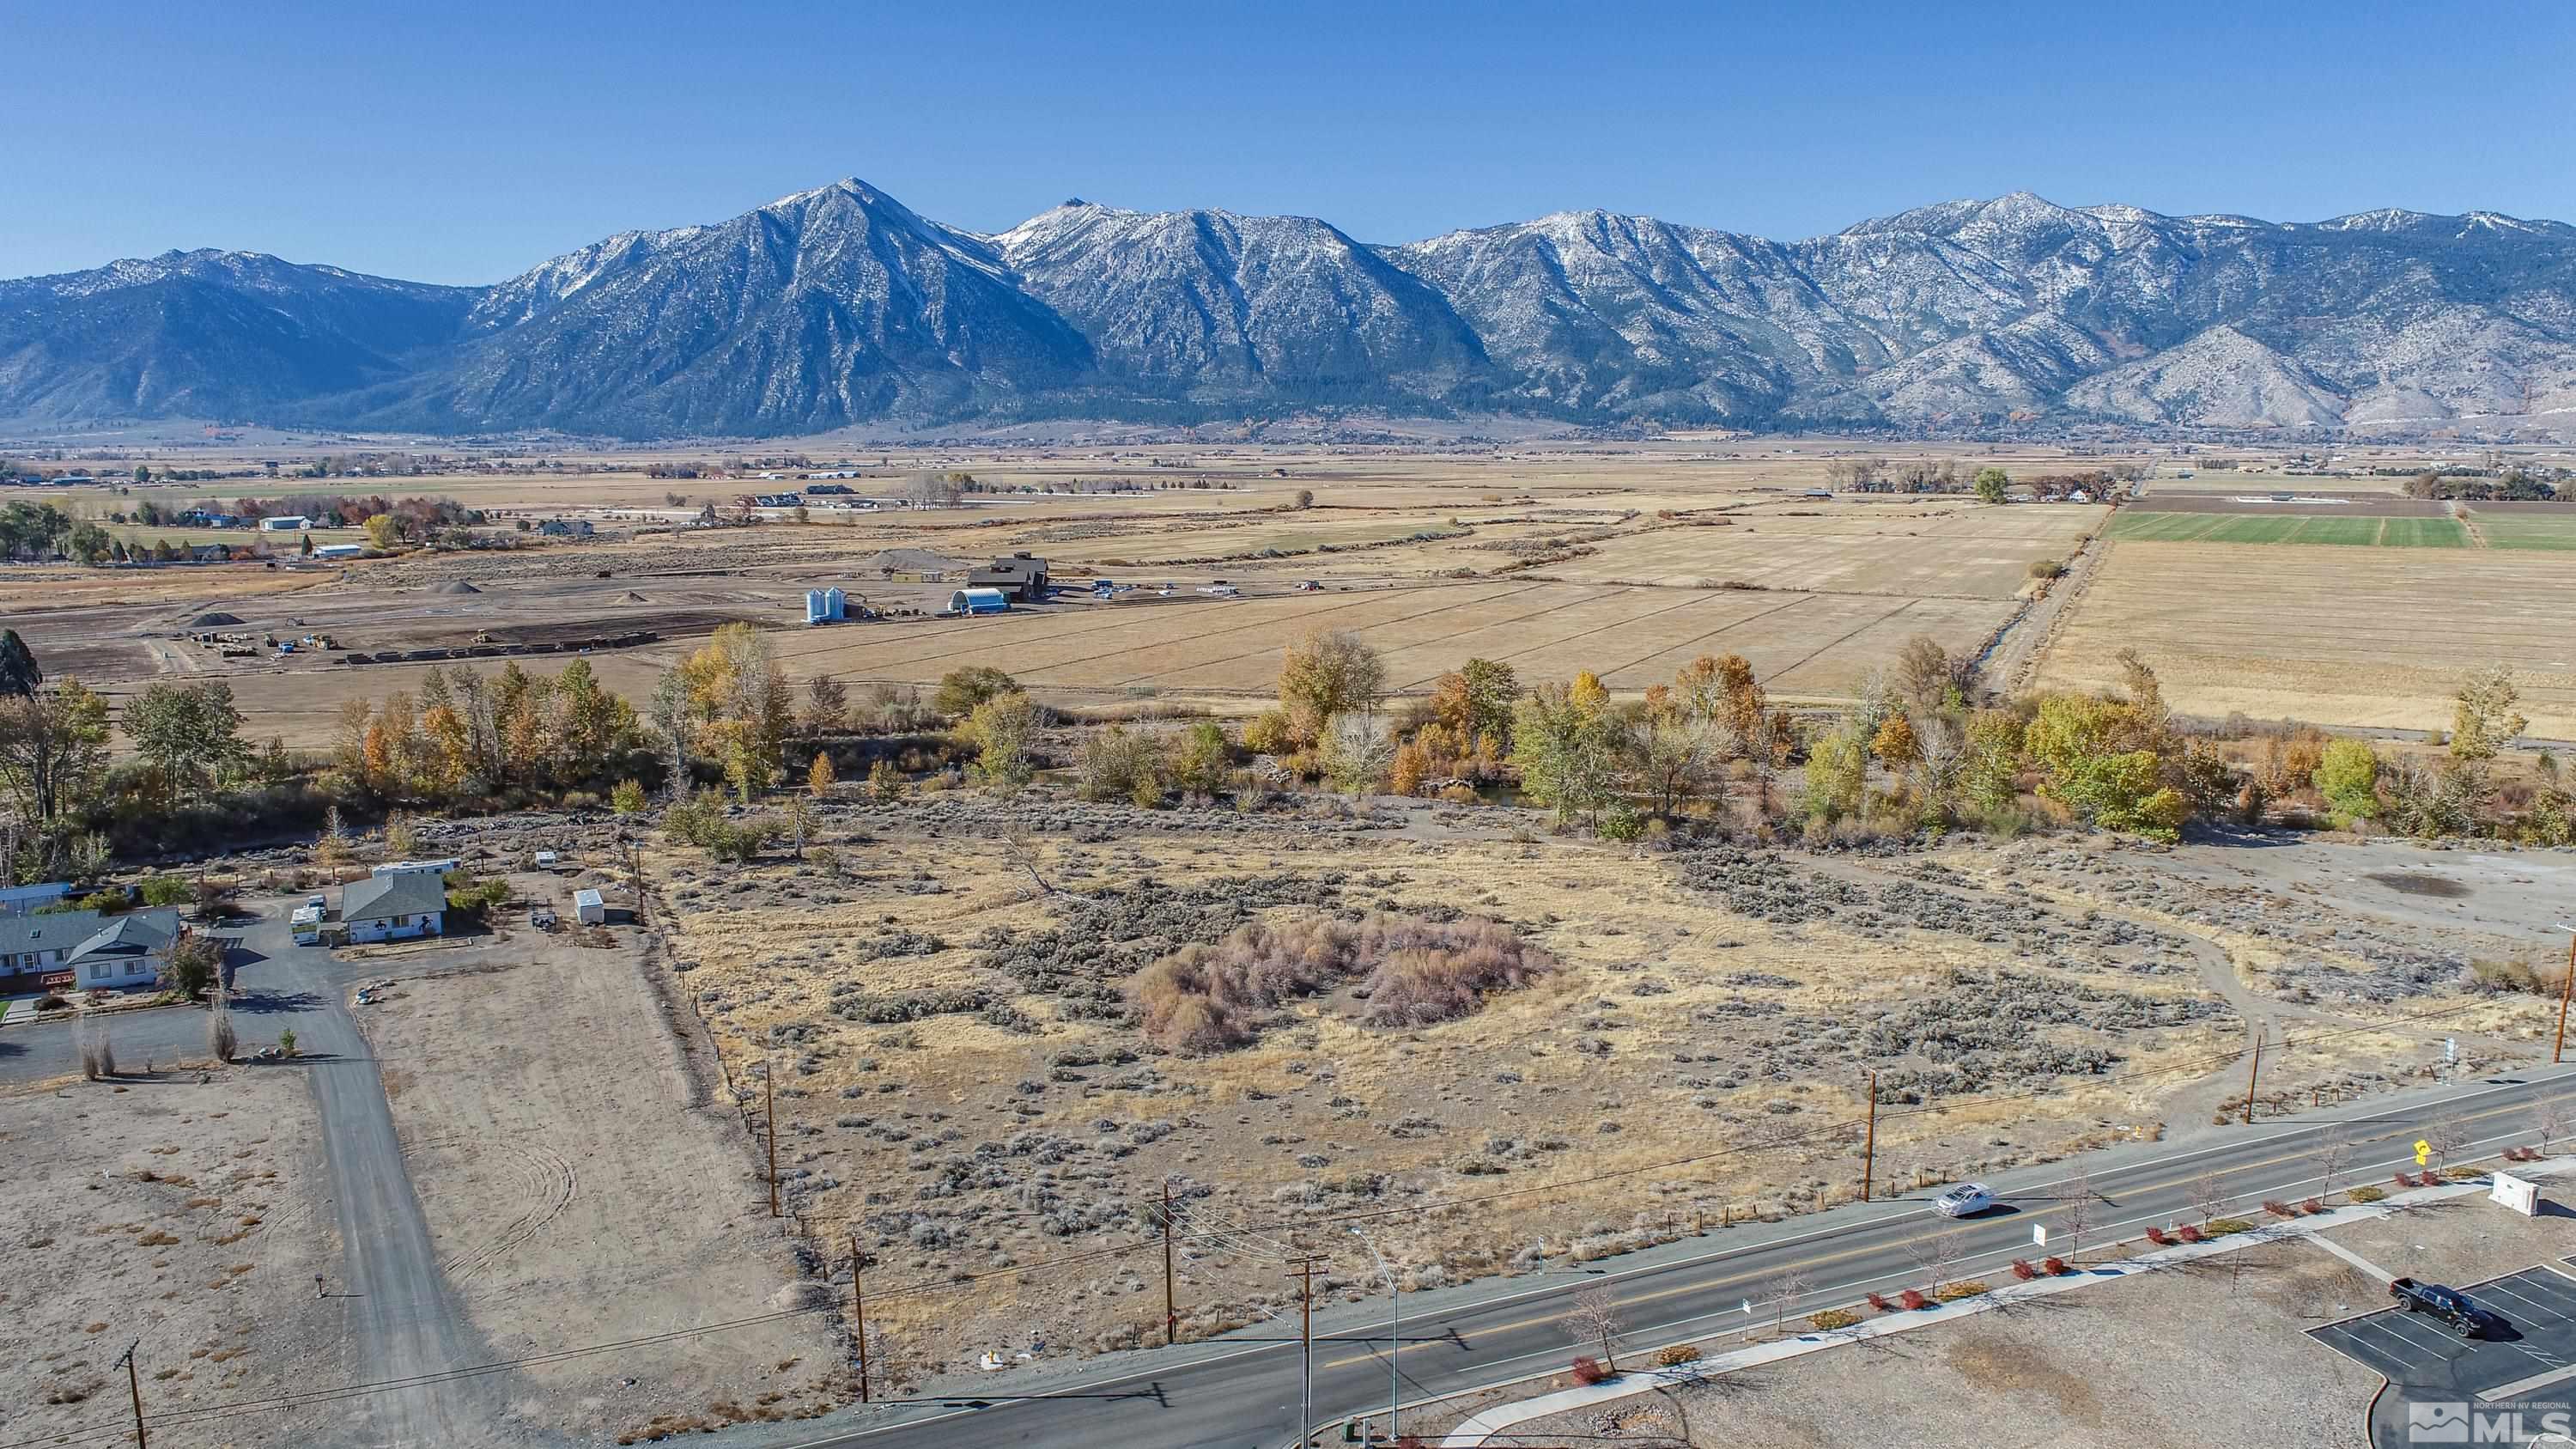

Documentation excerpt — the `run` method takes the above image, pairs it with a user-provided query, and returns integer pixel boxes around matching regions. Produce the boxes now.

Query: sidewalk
[1437,1159,2570,1446]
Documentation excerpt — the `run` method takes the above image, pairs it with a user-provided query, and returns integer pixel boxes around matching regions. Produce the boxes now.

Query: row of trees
[330,658,648,805]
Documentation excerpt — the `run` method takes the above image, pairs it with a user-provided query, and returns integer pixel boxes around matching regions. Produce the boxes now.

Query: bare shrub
[208,991,237,1063]
[1127,912,1553,1053]
[76,1016,115,1081]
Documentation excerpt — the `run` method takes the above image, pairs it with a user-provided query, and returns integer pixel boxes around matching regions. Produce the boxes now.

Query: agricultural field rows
[2033,540,2576,738]
[2470,508,2576,551]
[2105,512,2468,547]
[1538,505,2105,599]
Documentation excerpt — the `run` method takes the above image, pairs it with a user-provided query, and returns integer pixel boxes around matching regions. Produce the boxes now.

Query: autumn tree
[933,666,1018,719]
[961,691,1039,794]
[1511,673,1626,824]
[1278,630,1386,746]
[674,624,793,801]
[808,752,837,795]
[2022,695,2190,842]
[2451,665,2527,762]
[1429,658,1521,748]
[804,674,849,734]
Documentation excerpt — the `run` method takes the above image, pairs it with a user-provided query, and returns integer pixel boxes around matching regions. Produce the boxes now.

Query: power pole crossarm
[118,1341,147,1449]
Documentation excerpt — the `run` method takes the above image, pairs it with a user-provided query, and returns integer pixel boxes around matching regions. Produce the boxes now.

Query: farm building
[950,587,1011,615]
[259,515,311,532]
[574,888,607,925]
[341,874,447,944]
[968,552,1049,602]
[313,543,364,560]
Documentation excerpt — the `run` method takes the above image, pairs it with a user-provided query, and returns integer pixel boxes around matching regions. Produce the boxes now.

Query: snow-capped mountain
[6,180,2574,435]
[0,250,477,423]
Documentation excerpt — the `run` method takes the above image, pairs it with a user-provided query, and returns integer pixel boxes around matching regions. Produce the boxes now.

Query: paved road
[759,1065,2576,1449]
[1,900,495,1445]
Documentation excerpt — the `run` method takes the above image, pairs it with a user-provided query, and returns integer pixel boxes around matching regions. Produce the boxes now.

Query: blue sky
[10,0,2571,284]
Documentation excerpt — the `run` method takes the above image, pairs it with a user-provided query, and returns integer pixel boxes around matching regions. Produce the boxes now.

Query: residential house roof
[343,873,448,922]
[0,908,107,959]
[70,909,181,961]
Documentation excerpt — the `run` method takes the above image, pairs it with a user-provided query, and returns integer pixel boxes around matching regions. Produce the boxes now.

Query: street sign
[2415,1139,2432,1166]
[1741,1298,1753,1315]
[2033,1225,2048,1246]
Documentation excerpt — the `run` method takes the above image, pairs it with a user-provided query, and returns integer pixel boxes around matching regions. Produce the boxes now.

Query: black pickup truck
[2391,1277,2503,1339]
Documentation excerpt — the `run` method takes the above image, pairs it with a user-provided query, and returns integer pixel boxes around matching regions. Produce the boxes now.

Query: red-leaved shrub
[2043,1256,2069,1275]
[1571,1355,1609,1385]
[1899,1288,1929,1311]
[1129,912,1553,1052]
[2010,1258,2038,1281]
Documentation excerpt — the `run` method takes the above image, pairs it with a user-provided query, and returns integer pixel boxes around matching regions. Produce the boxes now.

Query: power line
[15,993,2533,1447]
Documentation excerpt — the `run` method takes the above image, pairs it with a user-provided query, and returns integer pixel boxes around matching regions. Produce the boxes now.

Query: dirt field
[2032,539,2576,739]
[642,788,2555,1371]
[354,920,843,1443]
[0,1062,341,1447]
[1540,505,2105,598]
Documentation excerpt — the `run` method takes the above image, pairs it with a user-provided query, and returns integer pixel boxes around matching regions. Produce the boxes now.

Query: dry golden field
[1542,504,2106,598]
[2032,539,2576,738]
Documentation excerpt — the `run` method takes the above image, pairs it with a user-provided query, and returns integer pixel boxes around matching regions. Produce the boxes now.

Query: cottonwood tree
[1510,674,1625,824]
[2451,665,2527,763]
[1277,631,1386,745]
[962,692,1039,795]
[1562,1287,1625,1372]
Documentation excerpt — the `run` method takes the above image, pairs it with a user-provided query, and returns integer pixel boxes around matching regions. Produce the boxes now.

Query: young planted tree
[1766,1264,1813,1341]
[1562,1287,1625,1373]
[1906,1229,1966,1300]
[2313,1126,2351,1197]
[2188,1172,2228,1226]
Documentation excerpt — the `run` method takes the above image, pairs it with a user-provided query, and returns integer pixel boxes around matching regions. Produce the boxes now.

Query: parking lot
[2312,1263,2576,1446]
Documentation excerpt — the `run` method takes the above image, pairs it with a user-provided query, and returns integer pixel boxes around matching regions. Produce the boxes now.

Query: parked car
[2391,1278,2503,1338]
[1933,1183,1996,1218]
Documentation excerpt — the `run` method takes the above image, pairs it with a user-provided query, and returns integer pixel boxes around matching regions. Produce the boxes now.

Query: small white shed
[574,888,606,925]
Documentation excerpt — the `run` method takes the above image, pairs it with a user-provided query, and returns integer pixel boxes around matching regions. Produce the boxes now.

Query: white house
[340,874,447,943]
[574,888,607,925]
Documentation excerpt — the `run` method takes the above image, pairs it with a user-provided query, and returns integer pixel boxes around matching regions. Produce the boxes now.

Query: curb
[1436,1160,2567,1446]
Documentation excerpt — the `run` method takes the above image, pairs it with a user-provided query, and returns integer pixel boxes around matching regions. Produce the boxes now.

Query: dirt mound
[622,591,650,603]
[858,547,966,575]
[433,581,483,595]
[190,611,245,626]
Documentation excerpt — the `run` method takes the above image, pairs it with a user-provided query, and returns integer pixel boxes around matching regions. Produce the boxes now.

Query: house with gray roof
[0,907,184,992]
[341,873,447,943]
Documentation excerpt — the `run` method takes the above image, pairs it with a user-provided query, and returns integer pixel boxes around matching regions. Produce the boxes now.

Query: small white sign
[2493,1172,2541,1217]
[1741,1298,1753,1315]
[2033,1225,2048,1246]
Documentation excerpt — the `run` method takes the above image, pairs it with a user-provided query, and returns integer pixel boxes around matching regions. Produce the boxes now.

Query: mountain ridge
[6,180,2573,436]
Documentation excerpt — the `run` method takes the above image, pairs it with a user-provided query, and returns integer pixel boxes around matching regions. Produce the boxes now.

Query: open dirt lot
[354,923,842,1443]
[0,1063,340,1447]
[644,789,2558,1372]
[2032,539,2576,739]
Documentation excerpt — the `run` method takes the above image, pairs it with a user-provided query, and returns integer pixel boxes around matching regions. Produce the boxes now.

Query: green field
[2471,511,2576,551]
[2106,511,2467,548]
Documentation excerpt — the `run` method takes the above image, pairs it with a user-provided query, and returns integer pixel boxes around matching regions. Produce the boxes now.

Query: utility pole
[117,1340,146,1449]
[1350,1227,1400,1445]
[628,835,648,927]
[764,1059,781,1217]
[1285,1254,1327,1448]
[2554,928,2575,1065]
[1861,1070,1879,1202]
[1160,1179,1178,1347]
[2241,1026,2265,1126]
[848,1234,871,1404]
